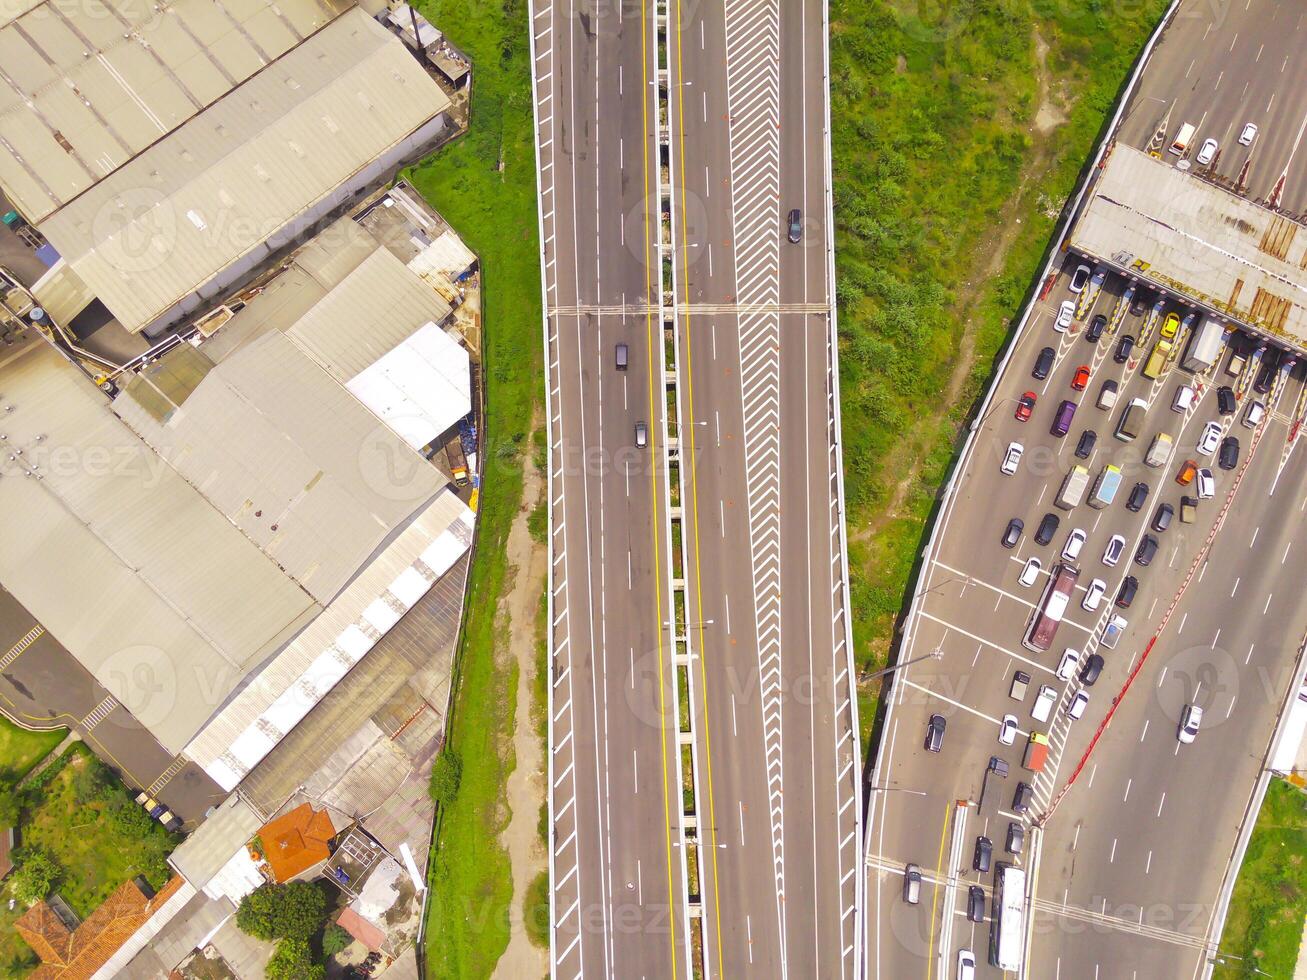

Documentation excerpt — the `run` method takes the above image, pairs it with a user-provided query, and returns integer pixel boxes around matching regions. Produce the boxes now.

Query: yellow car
[1160,312,1180,339]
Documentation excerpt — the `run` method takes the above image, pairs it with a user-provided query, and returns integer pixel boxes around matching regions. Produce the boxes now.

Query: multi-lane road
[670,0,861,975]
[1116,0,1307,208]
[536,0,858,976]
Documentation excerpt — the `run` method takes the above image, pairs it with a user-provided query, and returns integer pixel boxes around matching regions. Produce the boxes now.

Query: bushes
[321,923,352,958]
[235,882,328,942]
[427,749,463,807]
[265,938,324,980]
[10,847,61,904]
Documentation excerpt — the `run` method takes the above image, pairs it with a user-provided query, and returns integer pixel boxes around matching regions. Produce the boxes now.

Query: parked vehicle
[1056,649,1079,680]
[1018,557,1042,587]
[974,836,993,873]
[1079,653,1105,686]
[1100,615,1128,649]
[1012,782,1033,813]
[1103,534,1126,566]
[1115,575,1139,608]
[1067,691,1089,720]
[1035,512,1060,546]
[1082,578,1106,611]
[1006,822,1025,855]
[1002,518,1024,548]
[1031,685,1057,723]
[1023,732,1049,772]
[1009,671,1030,701]
[967,886,985,924]
[1062,528,1086,562]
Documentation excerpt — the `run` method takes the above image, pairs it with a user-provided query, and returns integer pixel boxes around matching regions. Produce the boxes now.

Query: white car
[1018,557,1042,588]
[1032,685,1058,723]
[1055,299,1076,331]
[999,714,1019,745]
[1197,467,1216,499]
[1001,441,1025,475]
[1238,122,1258,146]
[1102,534,1126,567]
[1172,384,1195,413]
[1069,264,1092,294]
[1062,528,1086,562]
[1068,690,1090,720]
[1242,400,1266,429]
[1178,703,1203,744]
[957,949,976,980]
[1197,420,1221,455]
[1196,138,1218,165]
[1082,578,1106,611]
[1057,649,1079,681]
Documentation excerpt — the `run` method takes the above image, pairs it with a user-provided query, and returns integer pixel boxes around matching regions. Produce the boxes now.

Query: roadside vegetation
[1212,779,1307,979]
[831,0,1170,741]
[409,0,542,973]
[0,719,64,781]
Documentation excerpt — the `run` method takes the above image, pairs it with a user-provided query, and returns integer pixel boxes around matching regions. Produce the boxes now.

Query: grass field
[1212,779,1307,978]
[0,718,64,780]
[410,0,542,974]
[831,0,1171,741]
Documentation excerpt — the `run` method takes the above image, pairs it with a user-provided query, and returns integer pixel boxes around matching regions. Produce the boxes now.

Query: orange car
[1175,459,1198,485]
[1071,365,1091,390]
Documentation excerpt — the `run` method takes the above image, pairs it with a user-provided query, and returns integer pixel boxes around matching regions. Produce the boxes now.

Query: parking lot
[867,253,1307,979]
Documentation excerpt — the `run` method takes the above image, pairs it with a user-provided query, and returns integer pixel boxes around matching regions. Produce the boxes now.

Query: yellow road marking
[639,0,679,973]
[925,801,953,980]
[671,2,727,974]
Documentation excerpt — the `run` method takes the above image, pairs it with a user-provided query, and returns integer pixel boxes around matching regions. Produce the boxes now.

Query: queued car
[1086,314,1107,344]
[1197,467,1216,499]
[1055,300,1076,331]
[1071,364,1091,390]
[1152,502,1174,532]
[1219,436,1240,470]
[1238,122,1258,146]
[1069,264,1092,294]
[1197,138,1218,165]
[1217,386,1237,415]
[1033,346,1056,380]
[1016,391,1037,422]
[1001,441,1024,475]
[1126,481,1149,512]
[1114,334,1135,363]
[1160,312,1180,339]
[1197,420,1221,456]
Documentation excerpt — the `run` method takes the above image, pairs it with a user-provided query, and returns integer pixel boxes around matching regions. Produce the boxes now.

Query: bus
[989,863,1027,971]
[1023,562,1080,653]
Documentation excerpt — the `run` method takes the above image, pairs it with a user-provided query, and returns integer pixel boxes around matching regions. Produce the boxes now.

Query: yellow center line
[671,2,727,976]
[925,801,954,980]
[639,0,679,973]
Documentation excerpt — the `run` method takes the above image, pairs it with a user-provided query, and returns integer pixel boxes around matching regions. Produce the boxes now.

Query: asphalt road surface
[1116,0,1307,210]
[535,0,690,976]
[669,0,861,976]
[865,256,1307,979]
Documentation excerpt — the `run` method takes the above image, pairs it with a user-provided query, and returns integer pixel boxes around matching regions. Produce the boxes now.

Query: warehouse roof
[0,342,319,754]
[35,8,451,334]
[169,794,263,891]
[1069,144,1307,347]
[0,0,352,222]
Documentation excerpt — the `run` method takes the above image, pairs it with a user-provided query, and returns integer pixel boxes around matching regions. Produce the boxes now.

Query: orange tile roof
[15,876,185,980]
[258,803,336,882]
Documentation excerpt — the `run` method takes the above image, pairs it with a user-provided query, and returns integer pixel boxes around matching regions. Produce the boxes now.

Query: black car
[1086,314,1107,344]
[967,885,985,923]
[1079,653,1105,686]
[1034,512,1060,546]
[1013,781,1034,813]
[1006,822,1025,855]
[1074,429,1097,459]
[1219,436,1240,470]
[1254,349,1280,393]
[1152,502,1174,532]
[1129,293,1148,318]
[1033,346,1056,380]
[1125,481,1149,512]
[925,713,946,752]
[1115,575,1139,608]
[973,836,992,873]
[1217,386,1237,415]
[1114,334,1135,364]
[1001,518,1024,549]
[1134,534,1159,566]
[787,208,802,243]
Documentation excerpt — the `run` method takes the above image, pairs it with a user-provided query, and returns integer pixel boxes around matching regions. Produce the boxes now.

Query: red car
[1015,391,1037,422]
[1071,365,1091,390]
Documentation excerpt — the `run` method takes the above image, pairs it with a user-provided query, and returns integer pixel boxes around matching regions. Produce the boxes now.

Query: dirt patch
[493,418,550,978]
[855,25,1070,543]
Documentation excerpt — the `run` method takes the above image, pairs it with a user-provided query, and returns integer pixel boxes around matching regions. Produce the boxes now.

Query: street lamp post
[861,647,943,684]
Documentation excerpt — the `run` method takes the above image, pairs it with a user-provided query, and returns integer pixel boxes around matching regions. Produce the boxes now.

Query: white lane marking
[1140,719,1149,741]
[1157,792,1166,817]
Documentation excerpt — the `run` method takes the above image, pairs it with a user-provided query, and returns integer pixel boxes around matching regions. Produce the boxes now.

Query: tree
[322,923,352,958]
[11,848,61,904]
[265,938,324,980]
[236,882,327,941]
[0,776,20,826]
[72,758,113,803]
[428,750,462,806]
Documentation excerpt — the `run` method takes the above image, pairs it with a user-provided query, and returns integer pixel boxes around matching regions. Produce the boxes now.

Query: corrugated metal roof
[1070,145,1307,346]
[35,8,451,334]
[0,0,352,222]
[184,488,473,788]
[113,328,445,604]
[169,794,261,887]
[0,343,320,753]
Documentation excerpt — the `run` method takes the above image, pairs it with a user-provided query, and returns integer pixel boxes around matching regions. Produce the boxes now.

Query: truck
[1182,317,1227,373]
[979,756,1009,816]
[1023,732,1050,772]
[445,434,469,486]
[1170,122,1196,155]
[1115,397,1148,442]
[1145,432,1174,468]
[1088,463,1122,509]
[1055,464,1090,510]
[1142,339,1173,380]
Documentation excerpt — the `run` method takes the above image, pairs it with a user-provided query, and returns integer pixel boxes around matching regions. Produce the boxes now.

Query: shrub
[72,758,113,803]
[235,882,327,941]
[265,938,324,980]
[0,776,21,825]
[11,847,61,904]
[428,750,463,806]
[322,923,352,958]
